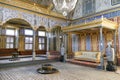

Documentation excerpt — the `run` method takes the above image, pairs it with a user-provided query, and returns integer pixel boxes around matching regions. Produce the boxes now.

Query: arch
[2,18,33,28]
[51,25,62,32]
[38,26,47,31]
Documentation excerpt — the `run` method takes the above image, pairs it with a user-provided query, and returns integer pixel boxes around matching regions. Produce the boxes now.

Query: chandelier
[53,0,77,16]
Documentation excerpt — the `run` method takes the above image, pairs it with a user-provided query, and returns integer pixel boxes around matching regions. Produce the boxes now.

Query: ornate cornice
[0,0,66,20]
[62,18,118,32]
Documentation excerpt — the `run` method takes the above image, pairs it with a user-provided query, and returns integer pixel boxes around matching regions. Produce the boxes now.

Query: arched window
[38,27,46,50]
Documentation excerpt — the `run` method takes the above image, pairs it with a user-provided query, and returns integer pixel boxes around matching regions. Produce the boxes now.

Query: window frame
[5,28,16,49]
[24,36,33,50]
[82,0,95,16]
[24,29,33,50]
[38,30,46,50]
[111,0,120,5]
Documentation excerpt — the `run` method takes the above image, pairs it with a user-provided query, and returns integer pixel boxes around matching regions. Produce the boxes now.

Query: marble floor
[0,56,47,64]
[0,62,120,80]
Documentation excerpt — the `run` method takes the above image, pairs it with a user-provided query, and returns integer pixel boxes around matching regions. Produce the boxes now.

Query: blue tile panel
[86,34,91,51]
[72,10,120,25]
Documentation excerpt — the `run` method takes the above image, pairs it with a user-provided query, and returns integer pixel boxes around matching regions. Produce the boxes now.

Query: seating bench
[74,51,101,63]
[0,48,18,56]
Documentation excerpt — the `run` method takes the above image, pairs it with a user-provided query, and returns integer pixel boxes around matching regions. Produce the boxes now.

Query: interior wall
[71,30,114,52]
[72,34,79,52]
[73,0,120,19]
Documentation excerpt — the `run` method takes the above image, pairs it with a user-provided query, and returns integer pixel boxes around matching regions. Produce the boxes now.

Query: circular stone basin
[37,64,59,74]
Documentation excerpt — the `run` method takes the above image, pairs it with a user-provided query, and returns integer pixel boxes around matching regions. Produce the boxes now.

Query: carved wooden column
[19,28,24,51]
[67,33,72,58]
[1,27,6,48]
[80,33,86,51]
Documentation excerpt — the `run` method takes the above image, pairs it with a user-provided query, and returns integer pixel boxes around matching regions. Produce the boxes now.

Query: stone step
[0,59,58,68]
[67,59,99,68]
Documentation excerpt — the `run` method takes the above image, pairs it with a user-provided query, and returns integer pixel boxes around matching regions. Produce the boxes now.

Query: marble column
[32,29,36,60]
[46,32,50,59]
[15,29,19,49]
[99,27,104,69]
[114,30,117,65]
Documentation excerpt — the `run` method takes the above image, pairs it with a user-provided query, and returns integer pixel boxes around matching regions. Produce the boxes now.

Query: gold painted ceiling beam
[0,0,65,19]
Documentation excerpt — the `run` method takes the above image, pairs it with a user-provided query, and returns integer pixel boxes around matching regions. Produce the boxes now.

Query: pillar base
[32,51,36,60]
[97,65,104,70]
[46,52,50,59]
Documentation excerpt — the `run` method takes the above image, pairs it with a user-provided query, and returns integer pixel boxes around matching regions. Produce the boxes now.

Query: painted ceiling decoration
[21,0,53,9]
[21,0,77,17]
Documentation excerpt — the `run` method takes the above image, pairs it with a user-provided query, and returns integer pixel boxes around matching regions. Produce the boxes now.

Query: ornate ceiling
[21,0,53,9]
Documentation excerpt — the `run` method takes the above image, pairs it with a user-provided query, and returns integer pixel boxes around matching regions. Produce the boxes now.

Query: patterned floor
[0,56,46,64]
[0,62,120,80]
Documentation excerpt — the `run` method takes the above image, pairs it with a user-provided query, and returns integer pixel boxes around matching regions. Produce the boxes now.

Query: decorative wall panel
[91,33,98,51]
[96,0,111,12]
[73,0,82,19]
[82,0,95,16]
[111,0,120,5]
[106,31,113,41]
[72,10,120,25]
[86,34,91,51]
[1,7,67,29]
[72,34,79,52]
[73,0,120,19]
[80,34,86,51]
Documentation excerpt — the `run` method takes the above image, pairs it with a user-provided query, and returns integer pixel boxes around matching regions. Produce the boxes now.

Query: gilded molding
[0,0,65,19]
[62,18,118,32]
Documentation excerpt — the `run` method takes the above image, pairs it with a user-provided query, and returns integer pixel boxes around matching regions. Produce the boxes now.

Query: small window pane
[25,37,29,43]
[29,38,33,43]
[6,44,9,48]
[39,38,42,43]
[25,44,28,50]
[10,37,14,42]
[25,37,33,43]
[10,44,13,48]
[42,38,44,43]
[25,29,33,35]
[39,38,45,43]
[6,29,15,36]
[39,44,44,50]
[6,37,10,42]
[6,37,14,42]
[25,44,32,50]
[38,31,45,36]
[29,44,32,49]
